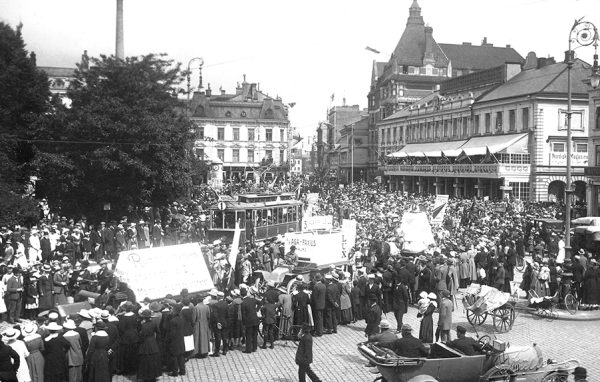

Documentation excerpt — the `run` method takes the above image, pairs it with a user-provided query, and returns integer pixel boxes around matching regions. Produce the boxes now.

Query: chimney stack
[116,0,124,59]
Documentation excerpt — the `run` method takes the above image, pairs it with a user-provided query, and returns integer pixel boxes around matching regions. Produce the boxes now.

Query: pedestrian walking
[295,324,321,382]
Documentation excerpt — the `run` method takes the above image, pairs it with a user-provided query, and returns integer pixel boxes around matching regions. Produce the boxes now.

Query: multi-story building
[336,116,369,183]
[367,0,524,182]
[323,105,368,178]
[379,53,591,202]
[37,50,89,107]
[187,78,292,183]
[585,82,600,215]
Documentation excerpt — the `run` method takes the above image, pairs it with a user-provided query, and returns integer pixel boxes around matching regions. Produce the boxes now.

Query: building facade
[380,54,591,202]
[585,85,600,215]
[188,78,292,183]
[367,0,524,182]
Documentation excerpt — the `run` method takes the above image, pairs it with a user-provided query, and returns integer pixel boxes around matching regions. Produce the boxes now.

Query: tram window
[290,206,296,222]
[214,211,224,229]
[237,211,246,228]
[224,211,235,229]
[266,209,273,225]
[277,208,284,224]
[282,207,288,223]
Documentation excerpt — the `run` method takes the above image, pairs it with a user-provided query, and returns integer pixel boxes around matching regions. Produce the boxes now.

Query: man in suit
[210,292,229,356]
[311,274,326,336]
[167,304,186,376]
[0,337,20,382]
[366,274,381,307]
[447,325,483,356]
[436,290,453,343]
[324,275,338,334]
[240,287,260,353]
[5,266,24,324]
[100,222,113,259]
[295,324,322,382]
[384,324,428,358]
[365,296,382,337]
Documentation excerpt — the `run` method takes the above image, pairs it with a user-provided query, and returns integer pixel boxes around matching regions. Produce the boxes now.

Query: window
[248,149,255,163]
[266,150,272,159]
[231,149,239,162]
[522,108,529,130]
[509,110,516,131]
[596,145,600,166]
[558,109,584,131]
[266,129,273,141]
[473,115,480,135]
[217,127,225,140]
[509,182,530,200]
[233,128,239,140]
[280,129,285,142]
[197,126,204,139]
[443,120,449,137]
[552,142,565,152]
[217,149,224,161]
[248,128,255,141]
[435,121,441,138]
[495,111,503,131]
[575,143,588,153]
[427,123,432,139]
[195,148,204,159]
[419,67,426,75]
[279,150,285,161]
[462,118,468,137]
[452,118,458,137]
[485,113,491,133]
[225,111,232,117]
[596,107,600,130]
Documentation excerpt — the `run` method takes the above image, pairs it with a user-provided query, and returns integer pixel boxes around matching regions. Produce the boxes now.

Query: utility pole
[116,0,124,59]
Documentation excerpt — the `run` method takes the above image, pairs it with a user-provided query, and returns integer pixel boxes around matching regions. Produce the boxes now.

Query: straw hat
[46,322,62,331]
[21,323,38,336]
[2,328,21,341]
[63,320,76,330]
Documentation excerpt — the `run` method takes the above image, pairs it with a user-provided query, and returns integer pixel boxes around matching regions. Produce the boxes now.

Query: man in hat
[210,292,229,356]
[381,324,428,358]
[447,326,483,356]
[311,274,327,337]
[436,290,453,343]
[364,296,382,337]
[240,288,260,353]
[295,323,322,382]
[284,245,298,268]
[5,266,24,323]
[367,319,396,345]
[0,331,20,382]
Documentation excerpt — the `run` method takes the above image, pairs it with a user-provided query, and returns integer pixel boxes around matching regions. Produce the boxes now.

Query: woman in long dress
[339,276,353,325]
[137,310,162,382]
[37,267,53,311]
[86,321,111,382]
[418,293,436,344]
[4,327,31,382]
[22,323,44,382]
[42,323,70,382]
[117,302,139,375]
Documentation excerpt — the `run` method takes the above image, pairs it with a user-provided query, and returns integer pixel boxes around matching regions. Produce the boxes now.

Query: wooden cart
[462,284,516,333]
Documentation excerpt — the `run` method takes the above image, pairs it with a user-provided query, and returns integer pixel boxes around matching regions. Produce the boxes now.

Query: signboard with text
[284,231,347,267]
[430,195,449,225]
[302,215,333,231]
[549,152,588,166]
[115,243,214,300]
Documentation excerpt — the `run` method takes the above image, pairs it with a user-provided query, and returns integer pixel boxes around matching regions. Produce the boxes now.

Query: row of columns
[388,176,506,199]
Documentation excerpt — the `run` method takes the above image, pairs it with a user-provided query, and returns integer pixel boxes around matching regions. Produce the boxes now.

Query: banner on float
[302,215,333,231]
[342,219,357,252]
[397,212,435,253]
[431,194,449,225]
[115,243,214,300]
[284,231,347,267]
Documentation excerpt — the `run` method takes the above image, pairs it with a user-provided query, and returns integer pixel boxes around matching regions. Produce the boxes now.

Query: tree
[33,54,195,221]
[0,22,50,226]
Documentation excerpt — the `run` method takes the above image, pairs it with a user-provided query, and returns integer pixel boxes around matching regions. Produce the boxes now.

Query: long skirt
[137,353,162,380]
[26,351,44,382]
[419,315,434,344]
[340,308,353,324]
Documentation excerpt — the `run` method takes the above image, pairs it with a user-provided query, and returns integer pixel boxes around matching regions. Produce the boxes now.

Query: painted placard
[430,194,449,225]
[284,231,347,267]
[302,215,333,231]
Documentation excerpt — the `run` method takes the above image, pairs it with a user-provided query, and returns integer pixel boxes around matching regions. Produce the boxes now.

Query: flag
[226,221,242,290]
[440,151,450,164]
[365,46,381,54]
[482,146,498,163]
[455,150,472,164]
[331,93,335,102]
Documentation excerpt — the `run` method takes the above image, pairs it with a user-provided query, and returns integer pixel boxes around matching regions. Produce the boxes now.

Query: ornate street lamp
[186,57,204,102]
[564,18,599,259]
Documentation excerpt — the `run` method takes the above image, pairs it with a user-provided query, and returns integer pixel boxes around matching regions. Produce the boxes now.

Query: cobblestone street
[111,298,600,382]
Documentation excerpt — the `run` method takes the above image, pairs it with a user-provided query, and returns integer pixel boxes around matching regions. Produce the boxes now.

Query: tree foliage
[33,54,195,221]
[0,22,50,226]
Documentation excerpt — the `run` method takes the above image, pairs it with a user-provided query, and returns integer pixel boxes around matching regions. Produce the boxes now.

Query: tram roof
[209,198,303,210]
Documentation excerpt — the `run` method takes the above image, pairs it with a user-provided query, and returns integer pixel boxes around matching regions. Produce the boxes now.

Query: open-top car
[358,339,579,382]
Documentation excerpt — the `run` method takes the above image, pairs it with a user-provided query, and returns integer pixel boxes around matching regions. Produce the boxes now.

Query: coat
[438,297,453,330]
[210,300,229,328]
[43,334,70,381]
[365,303,382,336]
[459,252,470,279]
[193,302,211,355]
[392,283,409,314]
[326,282,341,309]
[240,297,260,327]
[583,267,600,304]
[295,333,313,365]
[311,281,326,310]
[166,315,185,356]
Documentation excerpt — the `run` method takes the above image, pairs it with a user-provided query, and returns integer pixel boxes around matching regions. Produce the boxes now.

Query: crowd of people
[1,180,600,381]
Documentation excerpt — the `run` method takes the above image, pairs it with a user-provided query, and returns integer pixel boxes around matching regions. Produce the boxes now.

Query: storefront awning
[388,140,467,158]
[458,133,528,156]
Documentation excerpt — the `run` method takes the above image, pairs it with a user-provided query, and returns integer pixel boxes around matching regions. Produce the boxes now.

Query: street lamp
[564,18,599,259]
[187,57,204,102]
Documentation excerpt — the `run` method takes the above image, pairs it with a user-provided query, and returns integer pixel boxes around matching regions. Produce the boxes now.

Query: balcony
[584,166,600,177]
[383,163,530,179]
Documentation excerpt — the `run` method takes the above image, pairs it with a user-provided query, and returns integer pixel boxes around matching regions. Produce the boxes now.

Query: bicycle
[258,315,303,346]
[557,274,579,315]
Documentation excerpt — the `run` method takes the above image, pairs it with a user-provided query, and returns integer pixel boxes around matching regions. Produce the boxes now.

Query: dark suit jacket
[0,343,19,380]
[167,315,185,355]
[295,333,313,365]
[5,275,23,301]
[366,283,381,305]
[180,307,195,336]
[240,297,260,327]
[365,303,382,336]
[326,282,340,309]
[311,282,326,310]
[210,300,229,328]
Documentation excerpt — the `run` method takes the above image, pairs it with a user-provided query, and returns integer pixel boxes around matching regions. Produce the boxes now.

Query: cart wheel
[482,366,512,381]
[564,293,578,315]
[466,310,487,326]
[493,306,514,333]
[286,278,300,295]
[540,371,569,382]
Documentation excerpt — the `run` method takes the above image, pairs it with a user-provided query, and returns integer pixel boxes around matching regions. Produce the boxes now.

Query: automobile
[358,339,579,382]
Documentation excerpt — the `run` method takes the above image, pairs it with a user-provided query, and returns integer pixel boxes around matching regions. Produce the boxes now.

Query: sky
[1,0,600,139]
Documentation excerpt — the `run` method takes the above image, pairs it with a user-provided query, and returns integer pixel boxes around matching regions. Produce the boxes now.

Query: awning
[458,133,527,156]
[387,140,467,158]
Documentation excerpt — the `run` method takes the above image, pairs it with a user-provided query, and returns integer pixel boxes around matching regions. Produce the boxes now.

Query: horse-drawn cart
[462,284,516,333]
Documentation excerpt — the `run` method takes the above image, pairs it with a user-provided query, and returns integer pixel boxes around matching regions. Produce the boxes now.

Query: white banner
[115,243,214,300]
[398,212,435,253]
[549,152,588,166]
[431,194,449,225]
[302,215,333,231]
[284,231,347,267]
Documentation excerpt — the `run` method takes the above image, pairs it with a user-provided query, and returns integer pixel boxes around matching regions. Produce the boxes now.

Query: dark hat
[456,325,467,334]
[572,367,587,377]
[140,309,152,318]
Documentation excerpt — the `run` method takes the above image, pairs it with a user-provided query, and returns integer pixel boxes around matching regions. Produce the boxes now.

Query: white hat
[2,328,21,341]
[367,274,375,279]
[428,292,437,300]
[78,309,91,319]
[208,289,218,297]
[325,274,333,280]
[63,320,76,330]
[48,312,60,320]
[419,291,428,299]
[46,322,63,331]
[21,323,38,336]
[379,320,391,329]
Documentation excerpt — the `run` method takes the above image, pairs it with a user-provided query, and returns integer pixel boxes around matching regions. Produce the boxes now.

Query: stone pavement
[110,296,600,382]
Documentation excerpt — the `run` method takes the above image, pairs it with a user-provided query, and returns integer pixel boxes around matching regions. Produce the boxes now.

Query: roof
[38,66,76,77]
[389,139,466,157]
[478,59,590,102]
[438,44,524,71]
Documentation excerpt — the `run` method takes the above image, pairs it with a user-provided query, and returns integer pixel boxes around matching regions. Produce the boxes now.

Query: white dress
[8,339,31,382]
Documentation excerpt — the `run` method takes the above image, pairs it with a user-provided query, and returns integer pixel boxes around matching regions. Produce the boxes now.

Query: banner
[397,212,435,253]
[430,194,449,225]
[284,231,347,267]
[549,152,588,166]
[115,243,214,300]
[342,219,357,252]
[302,215,333,231]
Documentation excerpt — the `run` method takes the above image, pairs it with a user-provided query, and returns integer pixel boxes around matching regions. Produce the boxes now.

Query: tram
[207,193,303,243]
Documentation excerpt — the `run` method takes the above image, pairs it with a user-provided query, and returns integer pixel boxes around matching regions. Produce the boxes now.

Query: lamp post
[564,18,599,259]
[351,123,354,184]
[186,57,204,102]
